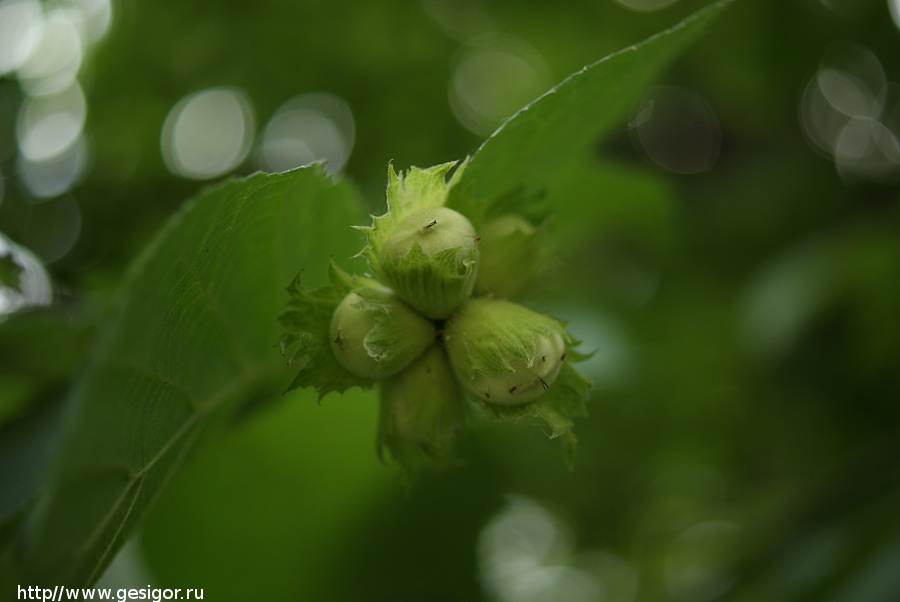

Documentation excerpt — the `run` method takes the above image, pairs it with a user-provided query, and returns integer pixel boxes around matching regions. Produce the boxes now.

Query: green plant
[1,0,737,590]
[279,161,592,471]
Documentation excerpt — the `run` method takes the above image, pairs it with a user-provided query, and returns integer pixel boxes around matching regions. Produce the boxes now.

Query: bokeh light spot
[664,521,741,602]
[17,194,82,263]
[257,92,355,175]
[62,0,113,44]
[1,0,111,219]
[799,43,900,184]
[449,33,551,136]
[479,496,609,602]
[551,304,635,389]
[0,0,43,76]
[0,231,52,319]
[16,82,86,162]
[835,117,900,182]
[817,69,878,119]
[17,134,90,199]
[16,8,84,95]
[737,239,841,361]
[629,85,721,174]
[161,87,255,180]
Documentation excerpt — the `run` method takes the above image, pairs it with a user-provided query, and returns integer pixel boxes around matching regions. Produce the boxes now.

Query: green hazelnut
[474,214,545,299]
[444,298,568,405]
[329,289,435,379]
[378,207,479,320]
[379,345,463,447]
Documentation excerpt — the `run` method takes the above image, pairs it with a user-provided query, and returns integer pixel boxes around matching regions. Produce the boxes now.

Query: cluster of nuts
[282,163,588,469]
[330,206,570,404]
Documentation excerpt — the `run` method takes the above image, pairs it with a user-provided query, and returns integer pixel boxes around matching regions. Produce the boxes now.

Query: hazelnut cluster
[281,162,590,471]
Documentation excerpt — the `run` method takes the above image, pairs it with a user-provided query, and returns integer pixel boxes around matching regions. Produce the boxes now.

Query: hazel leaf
[446,0,735,218]
[12,166,365,587]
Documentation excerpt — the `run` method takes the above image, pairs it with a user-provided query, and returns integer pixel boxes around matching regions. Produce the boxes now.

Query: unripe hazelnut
[444,298,567,405]
[474,214,544,299]
[329,289,435,380]
[380,345,463,447]
[378,207,479,320]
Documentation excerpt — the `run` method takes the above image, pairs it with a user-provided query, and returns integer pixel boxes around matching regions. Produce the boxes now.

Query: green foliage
[446,0,733,221]
[5,166,363,586]
[282,158,592,473]
[4,0,900,600]
[1,0,734,589]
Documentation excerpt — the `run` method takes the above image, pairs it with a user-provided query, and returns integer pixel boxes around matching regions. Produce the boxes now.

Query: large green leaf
[10,166,364,586]
[447,0,735,218]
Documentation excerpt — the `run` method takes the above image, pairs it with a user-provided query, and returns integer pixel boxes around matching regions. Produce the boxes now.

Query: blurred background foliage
[2,0,900,600]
